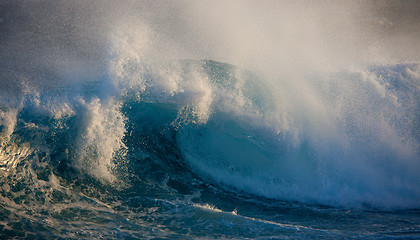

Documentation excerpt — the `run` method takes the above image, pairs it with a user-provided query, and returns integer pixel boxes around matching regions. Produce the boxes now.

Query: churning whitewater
[1,1,420,239]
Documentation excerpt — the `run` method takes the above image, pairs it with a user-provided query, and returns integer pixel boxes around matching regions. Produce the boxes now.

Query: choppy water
[1,1,420,239]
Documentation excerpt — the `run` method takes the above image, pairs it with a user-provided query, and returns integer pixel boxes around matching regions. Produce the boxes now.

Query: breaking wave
[1,60,419,211]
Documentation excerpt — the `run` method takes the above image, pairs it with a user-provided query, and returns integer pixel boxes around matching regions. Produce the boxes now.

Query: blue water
[1,59,419,239]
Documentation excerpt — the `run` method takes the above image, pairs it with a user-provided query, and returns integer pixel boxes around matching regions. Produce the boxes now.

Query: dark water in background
[1,1,420,239]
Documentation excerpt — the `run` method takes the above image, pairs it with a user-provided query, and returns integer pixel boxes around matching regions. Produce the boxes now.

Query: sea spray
[1,1,420,239]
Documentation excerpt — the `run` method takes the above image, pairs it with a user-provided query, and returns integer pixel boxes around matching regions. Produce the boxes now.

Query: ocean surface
[1,59,419,239]
[1,1,420,239]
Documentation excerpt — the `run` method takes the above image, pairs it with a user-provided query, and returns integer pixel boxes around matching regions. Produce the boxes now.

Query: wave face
[1,1,420,238]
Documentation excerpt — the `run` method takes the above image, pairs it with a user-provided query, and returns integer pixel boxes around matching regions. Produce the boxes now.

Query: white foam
[0,107,18,144]
[73,97,126,183]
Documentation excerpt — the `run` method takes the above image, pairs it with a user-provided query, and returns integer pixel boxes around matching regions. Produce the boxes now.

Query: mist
[1,0,420,94]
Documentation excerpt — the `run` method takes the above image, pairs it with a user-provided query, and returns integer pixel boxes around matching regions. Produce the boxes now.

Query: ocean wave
[1,60,419,210]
